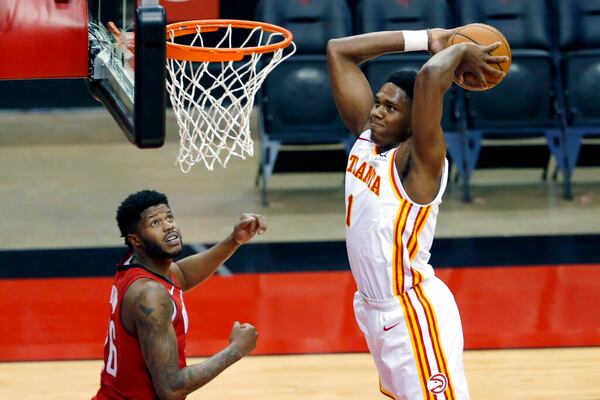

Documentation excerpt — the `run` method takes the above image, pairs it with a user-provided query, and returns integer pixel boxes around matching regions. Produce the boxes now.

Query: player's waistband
[357,291,401,311]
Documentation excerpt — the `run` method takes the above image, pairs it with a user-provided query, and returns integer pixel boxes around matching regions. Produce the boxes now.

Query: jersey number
[346,195,354,227]
[106,320,118,377]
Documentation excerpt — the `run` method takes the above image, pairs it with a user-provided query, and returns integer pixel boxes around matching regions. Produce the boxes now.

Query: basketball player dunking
[93,190,265,400]
[327,29,507,399]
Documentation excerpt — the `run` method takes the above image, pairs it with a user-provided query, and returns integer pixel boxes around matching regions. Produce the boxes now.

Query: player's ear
[127,233,142,248]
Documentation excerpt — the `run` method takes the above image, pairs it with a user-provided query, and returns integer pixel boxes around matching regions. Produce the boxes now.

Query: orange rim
[166,19,294,62]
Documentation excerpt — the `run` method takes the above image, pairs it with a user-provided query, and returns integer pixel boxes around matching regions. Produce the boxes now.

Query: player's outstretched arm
[410,41,507,179]
[131,281,257,400]
[171,214,266,292]
[327,30,431,136]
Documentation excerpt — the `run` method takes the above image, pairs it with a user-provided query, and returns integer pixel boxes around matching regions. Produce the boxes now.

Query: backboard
[88,0,166,148]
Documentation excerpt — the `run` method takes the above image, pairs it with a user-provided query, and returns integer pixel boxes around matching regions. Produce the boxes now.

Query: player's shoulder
[128,277,169,298]
[358,129,372,141]
[351,129,373,150]
[124,277,171,309]
[124,278,174,323]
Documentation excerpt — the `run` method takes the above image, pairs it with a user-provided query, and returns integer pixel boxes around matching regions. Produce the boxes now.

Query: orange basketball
[447,23,512,91]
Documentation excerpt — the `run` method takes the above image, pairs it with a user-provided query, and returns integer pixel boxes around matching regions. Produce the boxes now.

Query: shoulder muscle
[127,279,174,331]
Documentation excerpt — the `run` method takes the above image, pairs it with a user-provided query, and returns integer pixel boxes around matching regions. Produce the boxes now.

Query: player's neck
[376,142,397,154]
[132,252,172,278]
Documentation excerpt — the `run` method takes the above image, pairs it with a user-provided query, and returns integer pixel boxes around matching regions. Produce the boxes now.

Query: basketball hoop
[165,19,296,172]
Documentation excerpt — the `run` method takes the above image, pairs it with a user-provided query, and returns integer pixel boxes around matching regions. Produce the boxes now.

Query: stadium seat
[256,0,352,55]
[357,0,470,198]
[556,0,600,183]
[455,0,574,200]
[357,0,451,33]
[256,0,354,206]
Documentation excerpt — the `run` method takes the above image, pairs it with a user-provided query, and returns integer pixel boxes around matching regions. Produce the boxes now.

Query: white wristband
[402,30,429,52]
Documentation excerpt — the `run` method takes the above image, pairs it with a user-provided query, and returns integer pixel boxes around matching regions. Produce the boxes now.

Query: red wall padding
[0,0,89,79]
[160,0,219,23]
[1,266,600,362]
[0,0,220,79]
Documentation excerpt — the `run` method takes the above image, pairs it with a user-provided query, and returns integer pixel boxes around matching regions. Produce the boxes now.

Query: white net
[166,23,295,172]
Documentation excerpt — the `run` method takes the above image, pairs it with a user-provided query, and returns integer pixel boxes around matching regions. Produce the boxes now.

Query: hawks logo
[427,373,448,394]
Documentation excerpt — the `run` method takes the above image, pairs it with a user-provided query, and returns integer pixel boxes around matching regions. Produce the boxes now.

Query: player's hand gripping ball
[447,23,511,91]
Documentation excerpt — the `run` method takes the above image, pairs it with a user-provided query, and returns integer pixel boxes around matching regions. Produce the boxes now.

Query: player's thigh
[420,277,470,398]
[420,277,465,353]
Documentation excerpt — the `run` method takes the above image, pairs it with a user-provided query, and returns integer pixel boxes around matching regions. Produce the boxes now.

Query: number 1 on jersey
[346,194,354,227]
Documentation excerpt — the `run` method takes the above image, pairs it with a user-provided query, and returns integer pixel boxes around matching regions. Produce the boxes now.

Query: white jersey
[345,132,468,400]
[345,130,448,300]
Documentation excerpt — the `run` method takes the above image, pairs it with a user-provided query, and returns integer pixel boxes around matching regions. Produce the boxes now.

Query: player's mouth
[164,232,181,246]
[370,119,385,129]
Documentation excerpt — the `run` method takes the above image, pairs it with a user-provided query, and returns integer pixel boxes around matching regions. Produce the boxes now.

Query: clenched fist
[229,321,258,358]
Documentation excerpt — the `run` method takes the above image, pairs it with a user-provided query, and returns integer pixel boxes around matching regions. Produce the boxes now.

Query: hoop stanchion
[165,19,295,171]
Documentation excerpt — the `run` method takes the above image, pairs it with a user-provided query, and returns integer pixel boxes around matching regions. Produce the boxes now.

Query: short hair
[116,190,169,248]
[385,70,418,101]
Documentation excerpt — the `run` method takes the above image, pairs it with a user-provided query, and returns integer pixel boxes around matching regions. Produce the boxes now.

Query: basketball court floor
[2,348,600,399]
[1,108,599,398]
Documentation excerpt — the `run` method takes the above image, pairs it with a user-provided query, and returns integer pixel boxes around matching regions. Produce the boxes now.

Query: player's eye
[151,219,159,227]
[166,215,174,222]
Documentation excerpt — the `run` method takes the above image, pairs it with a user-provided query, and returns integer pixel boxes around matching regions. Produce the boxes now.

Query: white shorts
[353,276,470,400]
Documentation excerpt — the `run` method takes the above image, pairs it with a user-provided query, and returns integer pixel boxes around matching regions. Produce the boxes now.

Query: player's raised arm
[129,280,257,400]
[410,39,508,177]
[327,31,430,136]
[170,213,266,292]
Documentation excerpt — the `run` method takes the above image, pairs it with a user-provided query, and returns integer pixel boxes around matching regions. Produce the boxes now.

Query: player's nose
[163,220,176,230]
[371,104,384,119]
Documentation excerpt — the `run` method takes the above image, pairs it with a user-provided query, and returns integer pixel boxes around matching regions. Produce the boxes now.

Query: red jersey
[94,255,188,400]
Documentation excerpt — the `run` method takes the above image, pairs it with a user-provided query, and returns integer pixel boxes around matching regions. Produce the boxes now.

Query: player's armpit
[169,262,187,291]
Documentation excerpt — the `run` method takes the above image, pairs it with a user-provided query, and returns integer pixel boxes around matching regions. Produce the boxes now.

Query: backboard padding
[0,0,88,79]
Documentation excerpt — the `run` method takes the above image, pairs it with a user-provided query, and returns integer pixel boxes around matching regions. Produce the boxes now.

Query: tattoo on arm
[180,346,241,389]
[134,283,184,398]
[138,302,154,317]
[133,282,241,399]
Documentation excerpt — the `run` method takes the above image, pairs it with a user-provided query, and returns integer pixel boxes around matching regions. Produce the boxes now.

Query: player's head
[369,70,417,146]
[116,190,183,259]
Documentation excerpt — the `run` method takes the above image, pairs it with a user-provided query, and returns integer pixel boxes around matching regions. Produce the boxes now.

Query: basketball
[447,23,512,91]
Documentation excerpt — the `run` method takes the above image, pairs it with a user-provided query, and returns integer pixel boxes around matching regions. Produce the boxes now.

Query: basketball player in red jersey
[93,190,266,400]
[328,29,508,399]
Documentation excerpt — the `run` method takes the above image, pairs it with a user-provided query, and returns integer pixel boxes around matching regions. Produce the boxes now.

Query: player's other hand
[428,28,458,55]
[231,213,267,245]
[229,321,258,357]
[454,42,508,89]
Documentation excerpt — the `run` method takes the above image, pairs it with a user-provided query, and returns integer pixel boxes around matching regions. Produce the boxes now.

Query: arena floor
[2,348,600,399]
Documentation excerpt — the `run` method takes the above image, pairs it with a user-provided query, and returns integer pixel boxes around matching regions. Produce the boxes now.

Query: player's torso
[345,130,447,299]
[95,256,189,400]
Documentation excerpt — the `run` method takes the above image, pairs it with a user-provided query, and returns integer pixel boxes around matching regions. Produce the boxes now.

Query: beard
[141,235,183,259]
